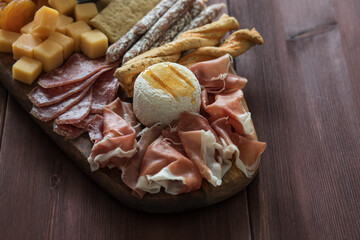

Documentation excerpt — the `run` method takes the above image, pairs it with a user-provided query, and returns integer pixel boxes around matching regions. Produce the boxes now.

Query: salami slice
[122,0,194,63]
[106,0,177,63]
[90,69,120,114]
[72,113,97,129]
[30,86,91,122]
[38,54,114,89]
[28,66,114,107]
[86,114,104,142]
[53,122,86,139]
[55,87,93,125]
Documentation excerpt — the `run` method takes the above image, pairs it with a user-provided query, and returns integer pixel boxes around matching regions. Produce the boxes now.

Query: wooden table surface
[1,0,360,239]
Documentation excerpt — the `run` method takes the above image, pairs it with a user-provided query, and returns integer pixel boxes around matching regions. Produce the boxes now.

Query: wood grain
[0,84,7,149]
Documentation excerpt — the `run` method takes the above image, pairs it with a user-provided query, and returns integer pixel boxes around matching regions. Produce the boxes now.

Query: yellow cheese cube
[56,14,74,34]
[74,3,98,22]
[34,39,63,72]
[0,30,21,53]
[48,32,74,59]
[31,6,59,39]
[80,30,108,59]
[13,56,43,85]
[65,21,91,52]
[20,21,33,34]
[48,0,77,15]
[12,34,43,60]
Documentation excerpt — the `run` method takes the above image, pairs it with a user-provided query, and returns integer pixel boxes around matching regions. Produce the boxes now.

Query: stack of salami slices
[28,54,119,140]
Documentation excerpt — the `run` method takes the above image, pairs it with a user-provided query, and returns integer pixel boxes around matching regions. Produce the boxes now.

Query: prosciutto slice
[55,87,92,125]
[88,99,138,171]
[53,122,86,139]
[211,117,266,178]
[30,86,91,122]
[28,66,114,107]
[90,68,120,114]
[136,136,202,195]
[38,53,114,88]
[177,112,232,186]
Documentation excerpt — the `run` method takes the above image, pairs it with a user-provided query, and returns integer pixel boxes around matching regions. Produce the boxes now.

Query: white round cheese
[133,62,201,126]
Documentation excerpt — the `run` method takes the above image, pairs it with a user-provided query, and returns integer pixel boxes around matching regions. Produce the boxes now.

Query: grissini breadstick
[115,15,240,97]
[105,0,177,63]
[178,28,264,67]
[122,0,194,64]
[152,0,205,48]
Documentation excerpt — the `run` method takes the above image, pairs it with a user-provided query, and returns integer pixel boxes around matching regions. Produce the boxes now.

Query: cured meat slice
[30,86,91,122]
[38,53,114,88]
[55,87,93,125]
[136,136,202,195]
[28,66,114,107]
[90,69,120,114]
[88,99,138,171]
[177,112,232,186]
[53,122,86,139]
[72,113,97,129]
[122,124,163,199]
[211,118,266,178]
[86,114,104,143]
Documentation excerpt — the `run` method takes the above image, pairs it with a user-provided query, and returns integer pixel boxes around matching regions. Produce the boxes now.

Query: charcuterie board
[0,52,259,213]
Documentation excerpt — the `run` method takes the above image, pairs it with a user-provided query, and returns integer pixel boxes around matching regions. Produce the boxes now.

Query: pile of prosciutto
[86,55,266,198]
[28,54,120,139]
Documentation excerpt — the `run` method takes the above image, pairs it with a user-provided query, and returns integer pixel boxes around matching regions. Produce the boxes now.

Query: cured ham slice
[177,112,231,186]
[30,86,91,122]
[53,122,86,139]
[122,124,163,199]
[136,136,202,195]
[86,114,104,143]
[55,88,92,125]
[211,117,266,178]
[88,99,138,171]
[90,68,120,114]
[28,66,114,107]
[38,53,114,88]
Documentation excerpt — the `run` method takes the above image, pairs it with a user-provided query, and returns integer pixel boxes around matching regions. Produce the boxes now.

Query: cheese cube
[74,3,98,22]
[0,30,21,53]
[65,21,91,52]
[13,56,43,85]
[80,30,108,59]
[56,14,74,34]
[12,34,43,60]
[48,0,77,15]
[31,6,59,39]
[34,39,63,72]
[20,21,33,34]
[48,32,74,59]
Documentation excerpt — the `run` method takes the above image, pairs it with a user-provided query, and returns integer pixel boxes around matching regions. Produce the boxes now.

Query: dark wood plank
[0,84,7,148]
[230,0,360,239]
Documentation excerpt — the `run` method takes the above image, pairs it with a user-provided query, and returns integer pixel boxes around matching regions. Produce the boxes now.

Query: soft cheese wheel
[133,62,201,126]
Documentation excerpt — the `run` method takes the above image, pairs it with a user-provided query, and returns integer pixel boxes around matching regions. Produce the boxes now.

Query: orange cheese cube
[0,30,21,53]
[31,6,59,39]
[81,30,108,59]
[12,33,42,60]
[65,21,91,52]
[48,0,76,15]
[34,39,63,72]
[74,3,98,22]
[48,32,74,59]
[56,14,74,34]
[13,56,43,85]
[20,21,33,34]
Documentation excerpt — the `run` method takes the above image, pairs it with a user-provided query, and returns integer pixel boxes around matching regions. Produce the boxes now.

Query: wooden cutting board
[0,53,258,213]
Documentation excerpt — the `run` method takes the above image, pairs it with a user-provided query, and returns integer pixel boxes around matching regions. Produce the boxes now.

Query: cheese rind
[31,6,59,39]
[34,39,63,72]
[48,32,74,59]
[74,3,98,22]
[56,14,74,34]
[65,21,91,52]
[0,30,21,53]
[12,33,43,60]
[80,30,108,59]
[13,56,43,85]
[48,0,77,15]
